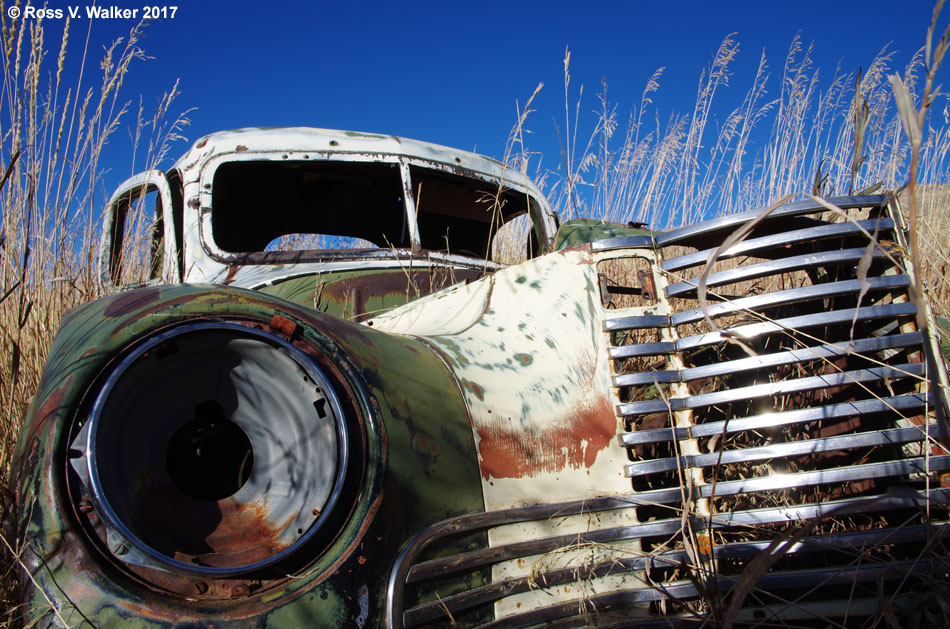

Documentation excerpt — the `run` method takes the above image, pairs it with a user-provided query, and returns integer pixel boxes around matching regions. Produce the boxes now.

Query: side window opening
[491,212,534,265]
[108,185,165,286]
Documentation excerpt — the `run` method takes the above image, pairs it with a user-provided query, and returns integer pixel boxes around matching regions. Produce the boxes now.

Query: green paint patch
[514,353,533,366]
[461,378,486,401]
[574,303,587,321]
[515,276,527,284]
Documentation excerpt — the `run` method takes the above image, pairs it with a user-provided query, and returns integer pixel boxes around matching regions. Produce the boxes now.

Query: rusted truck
[14,128,950,626]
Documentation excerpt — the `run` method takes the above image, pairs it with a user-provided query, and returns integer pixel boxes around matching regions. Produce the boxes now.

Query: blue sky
[22,0,946,201]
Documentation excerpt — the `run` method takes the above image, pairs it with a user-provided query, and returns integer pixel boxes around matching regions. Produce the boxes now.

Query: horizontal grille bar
[619,393,931,446]
[604,314,671,332]
[624,424,946,476]
[661,217,894,272]
[698,456,948,498]
[674,302,918,352]
[616,362,925,417]
[609,340,676,359]
[670,275,910,326]
[656,195,887,246]
[665,247,890,298]
[614,332,924,387]
[608,302,918,360]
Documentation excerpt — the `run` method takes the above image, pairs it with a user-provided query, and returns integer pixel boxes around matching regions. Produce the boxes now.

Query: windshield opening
[210,159,536,263]
[212,160,407,253]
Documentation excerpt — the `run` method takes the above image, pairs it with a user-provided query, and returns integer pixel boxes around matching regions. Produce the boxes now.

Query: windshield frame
[197,150,551,269]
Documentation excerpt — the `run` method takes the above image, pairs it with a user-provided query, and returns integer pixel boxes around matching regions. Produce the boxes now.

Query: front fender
[16,284,483,627]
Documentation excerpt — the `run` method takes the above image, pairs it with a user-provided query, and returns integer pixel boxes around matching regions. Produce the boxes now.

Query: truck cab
[101,128,559,319]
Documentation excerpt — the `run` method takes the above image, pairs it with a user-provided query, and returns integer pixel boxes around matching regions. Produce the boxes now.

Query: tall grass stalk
[531,19,949,237]
[0,6,186,618]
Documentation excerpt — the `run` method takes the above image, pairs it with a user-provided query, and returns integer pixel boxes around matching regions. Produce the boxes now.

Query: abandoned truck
[14,127,950,627]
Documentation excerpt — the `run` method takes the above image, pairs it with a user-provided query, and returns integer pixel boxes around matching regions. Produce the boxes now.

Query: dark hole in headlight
[166,400,255,501]
[68,322,350,577]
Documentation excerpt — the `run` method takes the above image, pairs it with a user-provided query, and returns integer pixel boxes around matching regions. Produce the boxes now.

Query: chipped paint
[370,249,632,510]
[474,395,615,480]
[355,583,369,627]
[25,127,943,627]
[369,246,659,622]
[15,283,484,626]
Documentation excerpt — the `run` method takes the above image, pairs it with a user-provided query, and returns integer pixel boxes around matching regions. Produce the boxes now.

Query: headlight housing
[69,321,352,578]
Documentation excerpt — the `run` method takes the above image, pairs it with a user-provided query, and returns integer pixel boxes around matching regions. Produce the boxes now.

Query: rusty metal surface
[370,247,644,621]
[371,248,628,498]
[16,284,484,626]
[375,194,950,625]
[18,123,950,628]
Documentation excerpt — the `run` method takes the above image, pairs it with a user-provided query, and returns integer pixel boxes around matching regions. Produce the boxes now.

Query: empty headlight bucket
[69,321,350,577]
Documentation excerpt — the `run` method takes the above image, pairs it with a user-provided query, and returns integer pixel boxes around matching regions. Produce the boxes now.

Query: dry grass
[0,6,187,621]
[528,21,948,236]
[0,0,948,625]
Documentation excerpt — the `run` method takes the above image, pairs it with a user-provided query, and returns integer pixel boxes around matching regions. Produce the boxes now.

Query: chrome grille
[606,194,950,623]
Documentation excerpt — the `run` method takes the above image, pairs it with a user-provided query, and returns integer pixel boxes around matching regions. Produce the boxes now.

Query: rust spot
[696,533,713,556]
[204,500,292,564]
[103,287,163,318]
[224,265,240,285]
[129,469,291,570]
[358,555,367,565]
[235,145,248,153]
[187,197,200,210]
[269,314,297,339]
[475,395,616,480]
[196,138,208,148]
[28,388,66,439]
[411,433,440,458]
[514,353,532,366]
